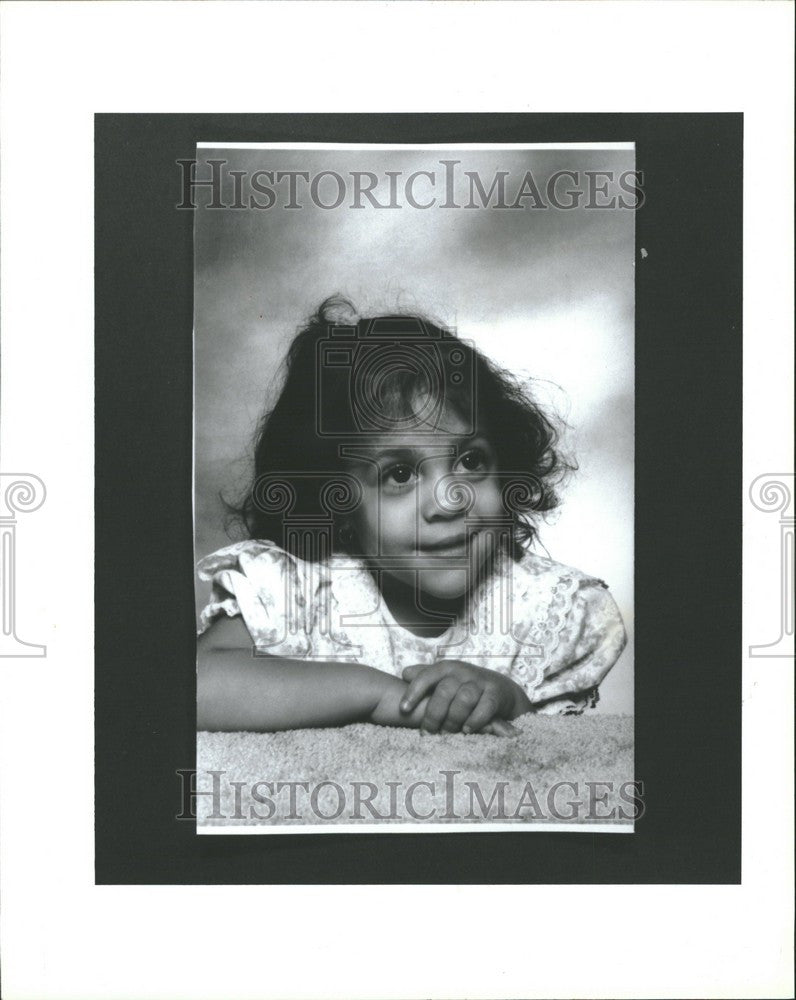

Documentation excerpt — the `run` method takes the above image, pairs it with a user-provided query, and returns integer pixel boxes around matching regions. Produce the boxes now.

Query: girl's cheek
[381,497,420,551]
[473,481,504,520]
[355,491,414,551]
[350,490,379,549]
[378,492,415,525]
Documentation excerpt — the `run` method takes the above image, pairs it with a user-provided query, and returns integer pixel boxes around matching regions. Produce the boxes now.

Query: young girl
[196,298,627,736]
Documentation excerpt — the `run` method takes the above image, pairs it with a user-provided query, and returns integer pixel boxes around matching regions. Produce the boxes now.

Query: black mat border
[95,113,742,884]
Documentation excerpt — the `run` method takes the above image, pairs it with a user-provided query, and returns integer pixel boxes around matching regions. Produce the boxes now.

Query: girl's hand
[399,661,532,735]
[369,671,517,737]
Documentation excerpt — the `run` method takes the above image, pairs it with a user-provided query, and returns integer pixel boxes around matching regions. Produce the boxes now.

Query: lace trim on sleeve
[196,541,261,635]
[511,571,582,696]
[195,540,313,657]
[528,578,627,710]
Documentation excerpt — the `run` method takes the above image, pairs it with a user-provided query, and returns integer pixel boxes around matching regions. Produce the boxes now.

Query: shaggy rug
[196,713,635,829]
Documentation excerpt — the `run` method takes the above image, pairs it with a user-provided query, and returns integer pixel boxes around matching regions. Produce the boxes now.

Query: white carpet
[196,713,635,829]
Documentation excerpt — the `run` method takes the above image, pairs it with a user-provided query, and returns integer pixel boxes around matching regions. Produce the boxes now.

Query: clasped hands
[398,659,532,737]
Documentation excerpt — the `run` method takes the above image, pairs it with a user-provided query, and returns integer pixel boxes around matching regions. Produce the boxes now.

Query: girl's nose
[419,474,460,522]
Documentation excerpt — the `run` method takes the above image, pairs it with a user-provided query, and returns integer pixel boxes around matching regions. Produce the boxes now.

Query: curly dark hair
[224,296,573,556]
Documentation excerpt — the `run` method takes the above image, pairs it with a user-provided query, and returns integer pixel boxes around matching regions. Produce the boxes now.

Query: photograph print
[191,143,637,831]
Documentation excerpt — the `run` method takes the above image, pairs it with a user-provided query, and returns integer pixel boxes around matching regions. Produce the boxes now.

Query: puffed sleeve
[196,540,313,659]
[528,578,627,715]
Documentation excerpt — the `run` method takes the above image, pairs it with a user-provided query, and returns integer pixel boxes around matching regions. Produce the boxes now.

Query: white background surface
[0,2,793,998]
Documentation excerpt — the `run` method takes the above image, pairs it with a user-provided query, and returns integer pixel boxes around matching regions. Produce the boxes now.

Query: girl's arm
[197,613,429,732]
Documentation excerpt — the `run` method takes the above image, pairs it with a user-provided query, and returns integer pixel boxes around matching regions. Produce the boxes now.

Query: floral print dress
[197,540,627,714]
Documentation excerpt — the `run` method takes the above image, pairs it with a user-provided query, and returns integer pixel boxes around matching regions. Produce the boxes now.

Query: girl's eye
[384,464,415,486]
[456,448,489,473]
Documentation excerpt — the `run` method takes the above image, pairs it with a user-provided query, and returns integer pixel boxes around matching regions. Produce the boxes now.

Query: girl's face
[344,404,506,601]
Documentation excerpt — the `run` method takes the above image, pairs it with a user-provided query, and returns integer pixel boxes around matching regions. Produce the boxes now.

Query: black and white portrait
[192,143,636,830]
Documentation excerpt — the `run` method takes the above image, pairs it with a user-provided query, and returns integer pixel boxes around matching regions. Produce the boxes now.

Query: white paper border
[198,822,633,835]
[195,141,636,149]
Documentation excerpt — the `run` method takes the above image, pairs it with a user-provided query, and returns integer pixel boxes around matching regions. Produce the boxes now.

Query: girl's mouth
[416,534,472,555]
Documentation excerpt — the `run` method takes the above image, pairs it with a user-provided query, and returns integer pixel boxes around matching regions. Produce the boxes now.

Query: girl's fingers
[400,663,444,713]
[440,682,481,732]
[482,720,517,737]
[420,677,461,733]
[461,689,501,734]
[486,718,519,738]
